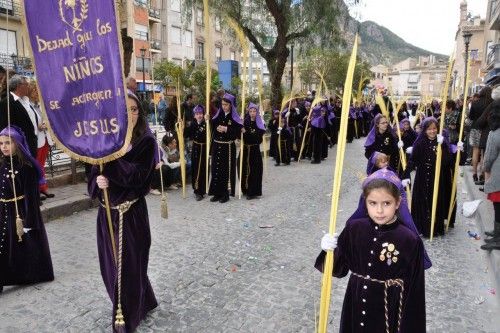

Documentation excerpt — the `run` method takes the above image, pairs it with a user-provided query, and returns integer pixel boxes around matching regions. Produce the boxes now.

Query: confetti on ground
[474,296,485,305]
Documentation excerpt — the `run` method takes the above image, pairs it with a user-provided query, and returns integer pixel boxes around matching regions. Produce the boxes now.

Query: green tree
[298,48,372,96]
[183,0,360,109]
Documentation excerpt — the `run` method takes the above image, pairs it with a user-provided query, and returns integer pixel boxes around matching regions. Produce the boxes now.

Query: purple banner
[23,0,129,163]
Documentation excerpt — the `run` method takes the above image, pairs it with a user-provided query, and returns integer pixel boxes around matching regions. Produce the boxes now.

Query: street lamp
[463,31,473,97]
[290,42,294,91]
[140,47,147,101]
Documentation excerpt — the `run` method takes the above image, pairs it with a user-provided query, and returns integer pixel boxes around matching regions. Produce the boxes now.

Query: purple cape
[0,126,44,185]
[350,169,432,269]
[246,102,266,130]
[311,105,326,128]
[212,93,243,125]
[364,114,385,147]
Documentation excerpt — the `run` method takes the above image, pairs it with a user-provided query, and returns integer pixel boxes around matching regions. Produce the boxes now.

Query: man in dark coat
[0,75,38,157]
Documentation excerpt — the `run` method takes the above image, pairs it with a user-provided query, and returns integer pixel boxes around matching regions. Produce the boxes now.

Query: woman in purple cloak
[403,117,453,238]
[0,126,53,293]
[88,92,158,332]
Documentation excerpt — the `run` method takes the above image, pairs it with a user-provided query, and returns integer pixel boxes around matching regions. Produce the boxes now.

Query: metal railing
[45,146,84,179]
[487,43,500,69]
[150,39,161,50]
[148,7,161,20]
[0,0,21,18]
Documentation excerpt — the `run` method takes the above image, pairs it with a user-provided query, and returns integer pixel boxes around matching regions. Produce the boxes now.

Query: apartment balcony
[0,0,22,20]
[150,39,161,53]
[148,7,161,23]
[486,43,500,71]
[490,1,500,30]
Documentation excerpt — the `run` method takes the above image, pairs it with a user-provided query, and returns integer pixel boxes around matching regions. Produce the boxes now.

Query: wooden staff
[429,55,455,241]
[175,78,187,198]
[446,58,471,231]
[151,56,168,219]
[256,69,267,175]
[203,0,211,194]
[3,1,24,243]
[317,34,359,333]
[391,97,412,209]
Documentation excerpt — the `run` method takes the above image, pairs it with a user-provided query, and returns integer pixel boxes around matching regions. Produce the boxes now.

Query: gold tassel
[161,195,168,219]
[114,305,125,332]
[16,216,24,242]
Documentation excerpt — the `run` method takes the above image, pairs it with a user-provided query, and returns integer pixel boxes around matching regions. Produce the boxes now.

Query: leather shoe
[210,196,220,202]
[41,191,55,198]
[246,195,257,200]
[219,195,229,203]
[40,195,46,201]
[195,194,204,201]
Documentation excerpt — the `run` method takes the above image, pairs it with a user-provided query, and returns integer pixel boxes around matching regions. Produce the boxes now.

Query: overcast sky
[352,0,488,55]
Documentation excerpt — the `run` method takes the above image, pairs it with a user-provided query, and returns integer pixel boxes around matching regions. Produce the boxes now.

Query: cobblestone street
[0,139,499,332]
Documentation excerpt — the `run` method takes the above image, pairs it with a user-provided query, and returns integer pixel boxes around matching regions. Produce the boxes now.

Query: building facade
[0,0,33,76]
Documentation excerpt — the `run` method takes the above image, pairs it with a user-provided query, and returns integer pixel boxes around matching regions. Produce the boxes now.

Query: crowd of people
[2,61,500,332]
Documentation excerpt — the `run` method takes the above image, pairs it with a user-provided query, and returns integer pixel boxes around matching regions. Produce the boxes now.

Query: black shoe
[284,162,290,166]
[274,163,280,166]
[481,240,500,250]
[41,191,55,198]
[210,196,220,202]
[473,174,478,182]
[219,195,229,203]
[195,194,204,201]
[311,160,320,164]
[246,195,257,200]
[484,236,499,243]
[479,187,484,192]
[40,195,46,201]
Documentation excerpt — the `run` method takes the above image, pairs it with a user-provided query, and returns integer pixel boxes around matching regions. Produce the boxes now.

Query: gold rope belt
[351,272,404,333]
[244,143,259,147]
[214,140,234,144]
[193,140,206,145]
[100,197,139,328]
[0,195,24,202]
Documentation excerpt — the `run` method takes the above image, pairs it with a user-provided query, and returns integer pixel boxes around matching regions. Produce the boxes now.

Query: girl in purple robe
[403,117,453,237]
[364,114,399,174]
[316,169,427,333]
[88,92,158,332]
[184,105,207,201]
[238,103,266,199]
[0,126,53,293]
[208,93,243,203]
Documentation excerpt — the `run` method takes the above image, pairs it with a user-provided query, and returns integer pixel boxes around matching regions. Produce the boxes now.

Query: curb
[462,167,500,296]
[40,195,99,222]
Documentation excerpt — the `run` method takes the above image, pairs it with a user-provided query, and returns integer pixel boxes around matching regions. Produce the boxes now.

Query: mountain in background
[331,0,447,66]
[356,20,448,66]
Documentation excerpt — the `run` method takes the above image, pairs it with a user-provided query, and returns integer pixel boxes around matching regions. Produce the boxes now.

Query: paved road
[1,138,498,332]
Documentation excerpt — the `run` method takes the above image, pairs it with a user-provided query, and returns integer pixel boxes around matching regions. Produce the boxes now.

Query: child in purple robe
[316,169,427,333]
[88,92,158,332]
[364,114,400,173]
[238,103,265,199]
[0,126,53,293]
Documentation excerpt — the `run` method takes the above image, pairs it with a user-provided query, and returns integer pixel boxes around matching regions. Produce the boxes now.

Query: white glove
[23,228,31,233]
[401,179,411,187]
[170,161,181,168]
[397,140,404,149]
[96,175,109,189]
[437,134,444,144]
[321,233,338,251]
[406,147,413,155]
[457,141,464,151]
[155,162,162,170]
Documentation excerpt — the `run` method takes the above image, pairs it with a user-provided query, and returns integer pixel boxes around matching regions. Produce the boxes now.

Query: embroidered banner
[23,0,130,163]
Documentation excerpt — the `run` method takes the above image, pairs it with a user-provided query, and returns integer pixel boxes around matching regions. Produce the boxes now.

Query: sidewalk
[40,182,98,222]
[463,166,500,298]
